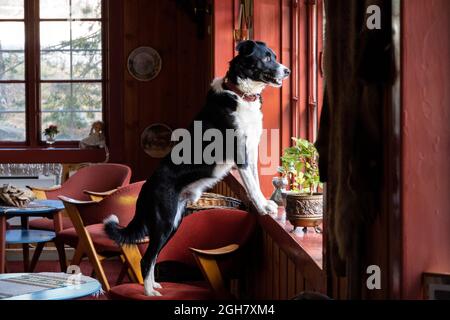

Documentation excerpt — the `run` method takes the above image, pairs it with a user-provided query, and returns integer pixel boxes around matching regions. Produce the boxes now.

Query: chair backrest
[74,181,144,226]
[46,163,132,201]
[156,209,256,268]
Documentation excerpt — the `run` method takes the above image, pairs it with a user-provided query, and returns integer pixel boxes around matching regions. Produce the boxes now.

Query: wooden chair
[190,244,239,298]
[57,181,145,291]
[119,242,239,299]
[109,209,256,300]
[28,163,132,232]
[25,163,131,272]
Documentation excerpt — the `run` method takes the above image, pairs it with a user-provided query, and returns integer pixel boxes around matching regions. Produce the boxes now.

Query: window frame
[291,0,323,142]
[0,0,107,147]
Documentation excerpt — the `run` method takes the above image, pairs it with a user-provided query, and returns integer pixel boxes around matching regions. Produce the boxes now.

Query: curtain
[315,0,395,297]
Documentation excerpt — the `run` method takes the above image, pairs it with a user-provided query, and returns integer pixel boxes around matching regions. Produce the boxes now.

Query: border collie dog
[104,40,290,296]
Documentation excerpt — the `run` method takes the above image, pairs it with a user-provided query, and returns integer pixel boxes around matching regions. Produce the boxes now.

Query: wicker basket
[0,184,35,208]
[186,192,244,213]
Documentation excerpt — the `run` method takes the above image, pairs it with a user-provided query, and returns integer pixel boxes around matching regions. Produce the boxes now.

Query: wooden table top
[0,200,64,216]
[0,272,102,300]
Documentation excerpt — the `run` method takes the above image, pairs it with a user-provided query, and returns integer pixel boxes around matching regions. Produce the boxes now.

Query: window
[0,0,104,145]
[0,0,26,141]
[291,0,324,142]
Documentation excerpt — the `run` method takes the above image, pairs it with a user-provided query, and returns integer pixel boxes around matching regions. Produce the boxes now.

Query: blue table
[6,229,56,244]
[0,272,102,300]
[0,200,65,273]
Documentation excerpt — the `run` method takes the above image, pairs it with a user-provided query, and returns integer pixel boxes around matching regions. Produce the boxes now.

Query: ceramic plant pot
[285,192,323,231]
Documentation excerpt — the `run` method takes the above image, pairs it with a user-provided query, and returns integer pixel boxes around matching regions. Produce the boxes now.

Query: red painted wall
[120,0,212,181]
[214,0,294,196]
[213,0,235,78]
[402,0,450,299]
[254,0,289,196]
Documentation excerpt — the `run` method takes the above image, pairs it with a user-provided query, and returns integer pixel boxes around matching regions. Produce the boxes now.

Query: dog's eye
[262,56,271,62]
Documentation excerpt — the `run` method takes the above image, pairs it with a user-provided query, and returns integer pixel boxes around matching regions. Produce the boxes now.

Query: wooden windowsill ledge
[224,171,324,273]
[0,148,107,164]
[258,208,323,271]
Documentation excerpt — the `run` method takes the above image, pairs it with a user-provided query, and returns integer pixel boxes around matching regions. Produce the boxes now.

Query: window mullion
[290,0,299,139]
[24,0,39,146]
[306,0,316,142]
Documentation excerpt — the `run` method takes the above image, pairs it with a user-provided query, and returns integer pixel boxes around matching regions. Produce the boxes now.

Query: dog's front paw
[144,286,162,296]
[265,200,278,214]
[257,200,278,215]
[153,282,162,289]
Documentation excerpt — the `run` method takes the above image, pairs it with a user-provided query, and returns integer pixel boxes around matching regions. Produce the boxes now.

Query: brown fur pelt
[315,0,395,276]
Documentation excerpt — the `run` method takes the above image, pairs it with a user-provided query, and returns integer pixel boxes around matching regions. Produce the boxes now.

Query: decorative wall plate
[141,123,173,158]
[127,46,162,81]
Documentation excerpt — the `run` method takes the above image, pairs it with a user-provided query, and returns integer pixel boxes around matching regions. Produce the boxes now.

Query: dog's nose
[283,68,291,76]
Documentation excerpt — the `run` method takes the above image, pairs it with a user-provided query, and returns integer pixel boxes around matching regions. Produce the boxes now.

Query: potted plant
[43,125,59,145]
[279,138,323,232]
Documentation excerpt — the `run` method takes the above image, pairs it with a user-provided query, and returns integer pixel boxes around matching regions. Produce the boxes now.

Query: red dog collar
[222,79,261,102]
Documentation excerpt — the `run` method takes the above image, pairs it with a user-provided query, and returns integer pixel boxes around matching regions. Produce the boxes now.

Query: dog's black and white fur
[104,40,290,296]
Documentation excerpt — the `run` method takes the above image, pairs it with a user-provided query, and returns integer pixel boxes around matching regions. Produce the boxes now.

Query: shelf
[0,148,107,164]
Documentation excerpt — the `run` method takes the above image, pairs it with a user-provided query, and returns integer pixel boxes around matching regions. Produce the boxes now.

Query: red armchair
[28,163,132,232]
[109,208,256,300]
[58,181,145,291]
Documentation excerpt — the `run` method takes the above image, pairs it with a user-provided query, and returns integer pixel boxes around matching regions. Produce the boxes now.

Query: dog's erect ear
[236,40,257,56]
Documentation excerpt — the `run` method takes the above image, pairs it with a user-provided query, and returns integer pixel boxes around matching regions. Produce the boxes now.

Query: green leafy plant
[278,138,322,195]
[43,124,59,138]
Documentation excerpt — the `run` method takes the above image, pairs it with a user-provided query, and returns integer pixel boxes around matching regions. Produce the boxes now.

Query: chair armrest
[83,189,117,202]
[83,189,117,197]
[58,195,97,205]
[189,244,239,256]
[27,185,61,192]
[27,185,61,200]
[189,244,240,299]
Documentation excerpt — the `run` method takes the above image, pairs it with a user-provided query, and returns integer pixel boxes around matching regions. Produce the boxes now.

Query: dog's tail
[103,211,147,245]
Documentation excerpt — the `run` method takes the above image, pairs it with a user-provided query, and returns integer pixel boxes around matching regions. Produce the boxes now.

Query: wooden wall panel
[119,0,212,180]
[280,0,293,152]
[287,259,296,298]
[212,178,326,300]
[273,241,280,299]
[214,0,293,196]
[106,1,125,163]
[213,0,235,77]
[210,180,238,198]
[265,232,273,298]
[279,250,288,299]
[242,231,325,300]
[123,0,141,177]
[295,267,305,294]
[253,0,283,197]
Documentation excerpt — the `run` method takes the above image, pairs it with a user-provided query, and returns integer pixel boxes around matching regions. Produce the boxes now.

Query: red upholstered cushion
[29,217,73,231]
[30,164,131,231]
[65,181,145,226]
[147,209,256,268]
[45,163,131,201]
[57,223,119,252]
[109,282,214,300]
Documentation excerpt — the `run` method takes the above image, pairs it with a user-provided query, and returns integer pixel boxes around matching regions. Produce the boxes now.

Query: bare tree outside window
[0,0,104,142]
[0,0,26,141]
